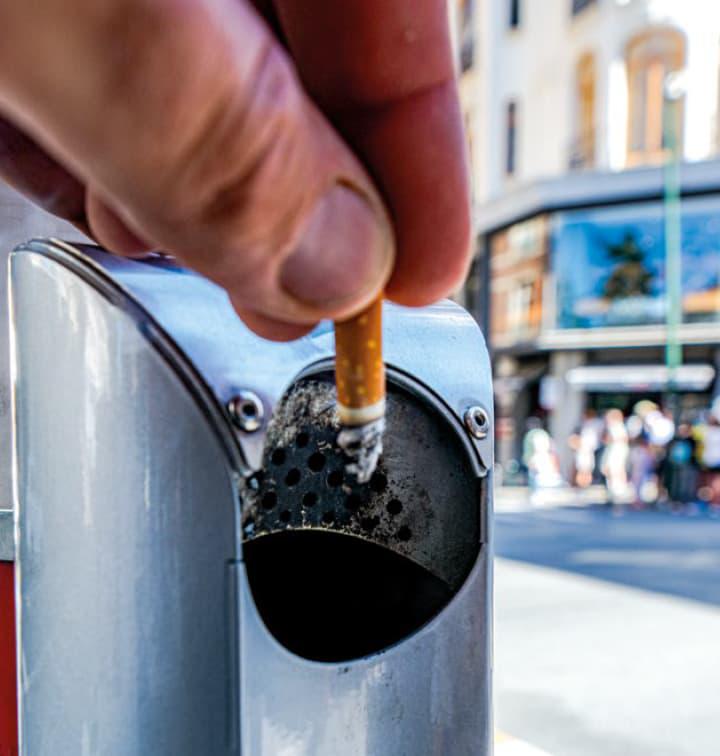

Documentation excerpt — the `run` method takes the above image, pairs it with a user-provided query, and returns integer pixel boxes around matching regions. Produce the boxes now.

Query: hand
[0,0,471,340]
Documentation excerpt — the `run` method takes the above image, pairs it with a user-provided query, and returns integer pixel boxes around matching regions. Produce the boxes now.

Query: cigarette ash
[337,417,385,484]
[261,379,340,452]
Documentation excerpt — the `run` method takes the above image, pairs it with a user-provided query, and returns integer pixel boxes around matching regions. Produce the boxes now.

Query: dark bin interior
[241,375,482,662]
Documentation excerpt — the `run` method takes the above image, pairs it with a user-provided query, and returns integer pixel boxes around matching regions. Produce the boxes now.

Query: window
[626,28,686,166]
[507,282,535,334]
[509,0,521,29]
[506,101,518,176]
[490,217,549,348]
[570,53,596,169]
[459,0,475,72]
[572,0,597,15]
[552,197,720,331]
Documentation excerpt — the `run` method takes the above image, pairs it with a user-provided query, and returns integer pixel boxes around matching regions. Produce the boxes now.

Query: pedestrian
[699,415,720,507]
[570,409,603,489]
[662,424,699,510]
[600,409,630,506]
[645,407,675,448]
[629,433,657,508]
[523,422,563,498]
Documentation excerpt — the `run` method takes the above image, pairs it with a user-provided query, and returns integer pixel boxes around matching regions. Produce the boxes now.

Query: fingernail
[279,184,392,309]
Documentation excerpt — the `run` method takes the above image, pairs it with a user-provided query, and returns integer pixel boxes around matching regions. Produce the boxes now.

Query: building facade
[463,0,720,478]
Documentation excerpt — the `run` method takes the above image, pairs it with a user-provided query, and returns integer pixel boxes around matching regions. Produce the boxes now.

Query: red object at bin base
[0,563,18,756]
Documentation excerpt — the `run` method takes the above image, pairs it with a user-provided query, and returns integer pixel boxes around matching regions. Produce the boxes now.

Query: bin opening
[241,375,481,662]
[243,531,452,662]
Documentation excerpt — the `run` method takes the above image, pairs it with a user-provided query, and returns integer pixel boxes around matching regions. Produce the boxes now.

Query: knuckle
[166,41,320,275]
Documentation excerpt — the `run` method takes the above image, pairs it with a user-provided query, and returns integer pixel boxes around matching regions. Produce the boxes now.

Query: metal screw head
[228,390,264,433]
[464,406,490,440]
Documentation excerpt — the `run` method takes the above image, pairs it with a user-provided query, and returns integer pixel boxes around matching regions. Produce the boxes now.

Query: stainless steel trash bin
[10,239,493,755]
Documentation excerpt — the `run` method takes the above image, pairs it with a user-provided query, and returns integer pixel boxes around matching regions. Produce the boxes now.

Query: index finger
[274,0,472,306]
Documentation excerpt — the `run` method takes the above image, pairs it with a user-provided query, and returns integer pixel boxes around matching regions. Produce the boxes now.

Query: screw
[227,390,264,433]
[464,405,490,440]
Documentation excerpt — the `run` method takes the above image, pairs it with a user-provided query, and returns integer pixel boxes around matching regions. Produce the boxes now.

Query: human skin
[0,0,471,341]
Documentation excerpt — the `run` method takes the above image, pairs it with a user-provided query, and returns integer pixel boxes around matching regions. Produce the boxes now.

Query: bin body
[10,240,493,755]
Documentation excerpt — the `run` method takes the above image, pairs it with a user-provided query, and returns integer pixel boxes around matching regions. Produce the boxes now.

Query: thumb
[0,0,394,334]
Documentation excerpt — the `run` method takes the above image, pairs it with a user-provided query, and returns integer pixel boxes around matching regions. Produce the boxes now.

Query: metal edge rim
[11,238,248,481]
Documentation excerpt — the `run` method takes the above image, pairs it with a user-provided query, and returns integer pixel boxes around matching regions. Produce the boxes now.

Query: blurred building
[461,0,720,477]
[451,0,483,199]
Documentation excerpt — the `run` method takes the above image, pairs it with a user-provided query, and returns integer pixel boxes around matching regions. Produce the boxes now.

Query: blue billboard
[552,196,720,329]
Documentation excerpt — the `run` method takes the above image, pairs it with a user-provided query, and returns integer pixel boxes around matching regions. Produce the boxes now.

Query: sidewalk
[495,484,608,512]
[495,557,720,755]
[496,730,554,755]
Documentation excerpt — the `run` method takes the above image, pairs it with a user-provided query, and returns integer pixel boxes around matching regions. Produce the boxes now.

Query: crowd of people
[522,399,720,511]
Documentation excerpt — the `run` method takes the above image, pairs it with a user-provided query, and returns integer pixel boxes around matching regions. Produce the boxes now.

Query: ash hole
[302,492,318,508]
[387,499,403,516]
[370,472,388,494]
[262,491,277,510]
[279,510,291,524]
[397,526,412,542]
[285,468,301,487]
[271,448,286,466]
[308,452,326,473]
[296,431,310,448]
[327,470,343,488]
[361,516,380,532]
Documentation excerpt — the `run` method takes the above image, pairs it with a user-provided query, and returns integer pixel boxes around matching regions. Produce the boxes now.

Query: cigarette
[334,296,386,483]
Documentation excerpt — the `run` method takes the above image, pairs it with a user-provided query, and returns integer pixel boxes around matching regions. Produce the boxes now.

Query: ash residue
[337,417,385,484]
[264,380,339,450]
[238,377,438,576]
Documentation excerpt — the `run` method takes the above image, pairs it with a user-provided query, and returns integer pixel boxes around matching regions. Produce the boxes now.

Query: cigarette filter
[334,296,385,482]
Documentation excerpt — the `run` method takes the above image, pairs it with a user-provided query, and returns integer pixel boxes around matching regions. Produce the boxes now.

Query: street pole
[663,75,684,420]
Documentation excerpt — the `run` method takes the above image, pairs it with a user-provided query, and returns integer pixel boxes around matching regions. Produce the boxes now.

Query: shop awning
[565,364,715,393]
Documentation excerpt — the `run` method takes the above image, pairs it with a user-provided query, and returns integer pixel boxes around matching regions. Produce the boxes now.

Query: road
[494,504,720,756]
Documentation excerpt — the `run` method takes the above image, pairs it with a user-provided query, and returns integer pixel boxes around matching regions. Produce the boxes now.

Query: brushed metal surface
[12,253,240,755]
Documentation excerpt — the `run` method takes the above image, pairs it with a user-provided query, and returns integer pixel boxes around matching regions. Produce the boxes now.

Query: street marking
[495,730,554,755]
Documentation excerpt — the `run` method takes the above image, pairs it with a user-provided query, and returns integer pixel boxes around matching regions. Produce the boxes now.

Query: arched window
[571,52,596,169]
[626,28,686,166]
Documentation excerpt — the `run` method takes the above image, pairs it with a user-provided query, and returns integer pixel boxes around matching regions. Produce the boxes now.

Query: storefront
[472,160,720,478]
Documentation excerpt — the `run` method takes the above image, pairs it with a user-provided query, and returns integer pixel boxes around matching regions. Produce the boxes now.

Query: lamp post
[663,71,686,418]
